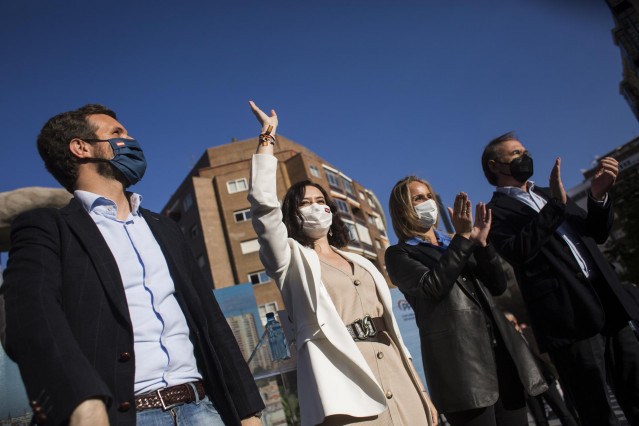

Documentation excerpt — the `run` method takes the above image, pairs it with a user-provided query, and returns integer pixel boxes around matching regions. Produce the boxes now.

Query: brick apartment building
[162,135,391,323]
[607,0,639,121]
[566,136,639,278]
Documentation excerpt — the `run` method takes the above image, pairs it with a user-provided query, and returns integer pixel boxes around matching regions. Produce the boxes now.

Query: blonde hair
[389,176,440,243]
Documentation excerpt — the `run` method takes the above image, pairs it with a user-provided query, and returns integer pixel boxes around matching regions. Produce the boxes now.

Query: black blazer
[385,235,546,413]
[487,187,639,351]
[1,199,264,425]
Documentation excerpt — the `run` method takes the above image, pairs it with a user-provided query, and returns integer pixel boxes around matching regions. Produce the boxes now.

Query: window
[182,193,193,211]
[196,254,206,268]
[367,194,378,211]
[368,214,376,225]
[375,216,387,237]
[249,270,270,285]
[168,200,182,222]
[342,178,355,198]
[309,164,321,178]
[375,239,382,250]
[359,191,366,201]
[227,178,248,194]
[258,302,279,326]
[344,221,359,241]
[240,239,260,254]
[189,224,199,238]
[234,208,252,222]
[335,199,350,214]
[324,168,341,189]
[355,224,372,245]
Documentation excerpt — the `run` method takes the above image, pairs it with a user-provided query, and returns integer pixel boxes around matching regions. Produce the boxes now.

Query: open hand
[590,156,618,201]
[447,192,472,239]
[549,158,567,205]
[249,101,278,135]
[469,202,491,247]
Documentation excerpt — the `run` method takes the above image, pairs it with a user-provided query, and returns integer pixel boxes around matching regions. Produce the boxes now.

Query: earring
[329,227,333,237]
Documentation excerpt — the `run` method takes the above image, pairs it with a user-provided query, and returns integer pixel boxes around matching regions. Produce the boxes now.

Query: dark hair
[389,176,440,243]
[281,180,350,248]
[481,131,518,186]
[37,104,117,192]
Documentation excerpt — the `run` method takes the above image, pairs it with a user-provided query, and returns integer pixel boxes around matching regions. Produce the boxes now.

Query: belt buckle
[156,388,179,411]
[353,315,378,340]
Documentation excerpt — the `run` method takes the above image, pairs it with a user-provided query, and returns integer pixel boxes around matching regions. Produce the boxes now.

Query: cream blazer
[248,154,433,426]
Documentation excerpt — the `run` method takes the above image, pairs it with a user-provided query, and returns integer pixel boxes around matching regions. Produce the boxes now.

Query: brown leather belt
[135,381,205,411]
[346,315,386,340]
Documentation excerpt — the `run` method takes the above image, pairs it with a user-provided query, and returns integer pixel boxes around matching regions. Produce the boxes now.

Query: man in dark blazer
[1,105,264,425]
[482,132,639,426]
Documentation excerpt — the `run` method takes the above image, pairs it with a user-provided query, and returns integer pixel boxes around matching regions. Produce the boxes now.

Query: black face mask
[496,153,533,183]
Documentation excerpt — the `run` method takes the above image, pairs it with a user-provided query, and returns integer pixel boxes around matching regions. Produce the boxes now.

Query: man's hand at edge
[549,157,567,205]
[69,398,109,426]
[241,416,263,426]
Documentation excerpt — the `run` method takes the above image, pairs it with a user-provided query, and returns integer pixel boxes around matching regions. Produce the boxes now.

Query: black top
[385,235,546,412]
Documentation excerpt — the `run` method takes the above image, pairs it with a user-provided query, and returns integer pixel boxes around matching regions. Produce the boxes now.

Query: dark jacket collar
[60,198,132,325]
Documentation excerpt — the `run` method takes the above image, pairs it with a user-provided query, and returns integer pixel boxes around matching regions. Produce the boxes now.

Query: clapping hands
[447,192,491,247]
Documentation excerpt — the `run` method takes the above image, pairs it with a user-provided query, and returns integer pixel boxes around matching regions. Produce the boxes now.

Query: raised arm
[585,156,616,243]
[249,100,278,156]
[488,158,568,266]
[467,202,508,296]
[246,101,291,286]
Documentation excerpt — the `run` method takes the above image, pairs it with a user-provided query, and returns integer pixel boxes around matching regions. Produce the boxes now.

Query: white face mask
[414,199,438,229]
[298,203,333,239]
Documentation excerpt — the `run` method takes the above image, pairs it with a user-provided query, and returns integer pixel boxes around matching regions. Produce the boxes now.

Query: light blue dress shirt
[74,190,201,395]
[495,182,605,278]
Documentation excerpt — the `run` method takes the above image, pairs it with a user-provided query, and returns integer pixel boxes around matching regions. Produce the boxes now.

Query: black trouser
[526,379,578,426]
[445,341,528,426]
[549,325,639,426]
[445,397,528,426]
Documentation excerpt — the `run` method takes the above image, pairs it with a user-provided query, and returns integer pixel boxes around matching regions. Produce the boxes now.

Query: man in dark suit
[482,132,639,426]
[1,105,264,425]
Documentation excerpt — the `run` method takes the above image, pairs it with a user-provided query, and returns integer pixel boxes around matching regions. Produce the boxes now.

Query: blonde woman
[247,102,436,426]
[385,176,546,426]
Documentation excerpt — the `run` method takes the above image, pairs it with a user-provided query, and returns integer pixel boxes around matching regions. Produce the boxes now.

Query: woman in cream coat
[247,101,436,426]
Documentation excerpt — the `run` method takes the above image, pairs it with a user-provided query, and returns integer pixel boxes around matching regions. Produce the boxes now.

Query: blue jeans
[136,395,224,426]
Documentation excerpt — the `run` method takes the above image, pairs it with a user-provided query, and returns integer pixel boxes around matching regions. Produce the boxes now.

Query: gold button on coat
[377,351,384,359]
[353,279,361,286]
[385,391,393,399]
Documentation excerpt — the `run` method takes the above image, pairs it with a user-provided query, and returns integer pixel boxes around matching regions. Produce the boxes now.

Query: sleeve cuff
[588,190,608,205]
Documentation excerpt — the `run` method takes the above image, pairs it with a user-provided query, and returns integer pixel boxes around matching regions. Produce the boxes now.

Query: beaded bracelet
[259,133,276,146]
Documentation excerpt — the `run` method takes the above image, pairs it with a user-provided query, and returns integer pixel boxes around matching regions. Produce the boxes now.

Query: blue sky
[1,0,637,258]
[0,0,637,415]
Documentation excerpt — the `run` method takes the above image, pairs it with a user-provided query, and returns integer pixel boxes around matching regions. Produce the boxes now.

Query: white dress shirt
[74,190,201,394]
